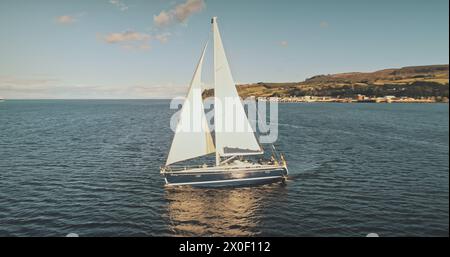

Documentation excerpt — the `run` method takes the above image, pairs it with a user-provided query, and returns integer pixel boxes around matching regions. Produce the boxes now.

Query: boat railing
[161,163,213,173]
[161,146,286,174]
[161,159,284,173]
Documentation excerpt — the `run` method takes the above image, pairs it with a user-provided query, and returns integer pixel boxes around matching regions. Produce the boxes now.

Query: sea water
[0,100,448,236]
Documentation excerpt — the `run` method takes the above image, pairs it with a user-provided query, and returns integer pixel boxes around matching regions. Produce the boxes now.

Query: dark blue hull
[162,167,288,187]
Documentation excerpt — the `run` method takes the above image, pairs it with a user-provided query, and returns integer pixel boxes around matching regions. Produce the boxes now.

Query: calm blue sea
[0,100,448,236]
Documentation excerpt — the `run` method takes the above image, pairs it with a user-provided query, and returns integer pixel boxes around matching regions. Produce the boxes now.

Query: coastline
[257,95,449,104]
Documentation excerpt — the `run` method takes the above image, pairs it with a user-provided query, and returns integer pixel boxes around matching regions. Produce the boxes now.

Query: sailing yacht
[160,17,288,186]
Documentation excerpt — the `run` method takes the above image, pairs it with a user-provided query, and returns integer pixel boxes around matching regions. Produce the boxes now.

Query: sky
[0,0,448,99]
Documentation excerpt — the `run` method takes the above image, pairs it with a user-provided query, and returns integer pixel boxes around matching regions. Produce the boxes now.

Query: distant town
[258,94,449,103]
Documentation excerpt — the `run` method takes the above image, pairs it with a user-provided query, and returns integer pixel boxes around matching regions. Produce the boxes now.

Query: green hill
[203,64,449,99]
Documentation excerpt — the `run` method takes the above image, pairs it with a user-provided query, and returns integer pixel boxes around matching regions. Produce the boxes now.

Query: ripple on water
[0,101,448,236]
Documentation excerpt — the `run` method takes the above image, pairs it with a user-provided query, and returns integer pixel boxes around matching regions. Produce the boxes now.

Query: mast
[212,17,221,166]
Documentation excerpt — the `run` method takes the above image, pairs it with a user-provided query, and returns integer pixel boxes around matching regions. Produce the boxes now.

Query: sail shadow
[163,184,287,236]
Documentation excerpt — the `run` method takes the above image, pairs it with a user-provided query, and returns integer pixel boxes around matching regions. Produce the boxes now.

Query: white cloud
[0,76,61,98]
[154,11,172,27]
[0,76,187,99]
[155,32,171,43]
[109,0,129,11]
[173,0,205,23]
[0,76,60,90]
[55,13,86,25]
[56,15,76,24]
[137,44,151,51]
[320,21,329,28]
[123,83,188,98]
[154,0,205,27]
[103,30,151,43]
[101,30,152,50]
[100,30,173,50]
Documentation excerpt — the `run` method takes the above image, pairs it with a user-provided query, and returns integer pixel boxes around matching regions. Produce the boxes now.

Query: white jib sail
[166,42,215,166]
[212,17,263,157]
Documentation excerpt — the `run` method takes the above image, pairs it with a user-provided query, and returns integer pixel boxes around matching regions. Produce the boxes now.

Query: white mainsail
[212,17,263,159]
[166,43,215,166]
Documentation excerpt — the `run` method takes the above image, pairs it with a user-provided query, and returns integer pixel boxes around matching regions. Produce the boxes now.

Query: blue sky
[0,0,448,99]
